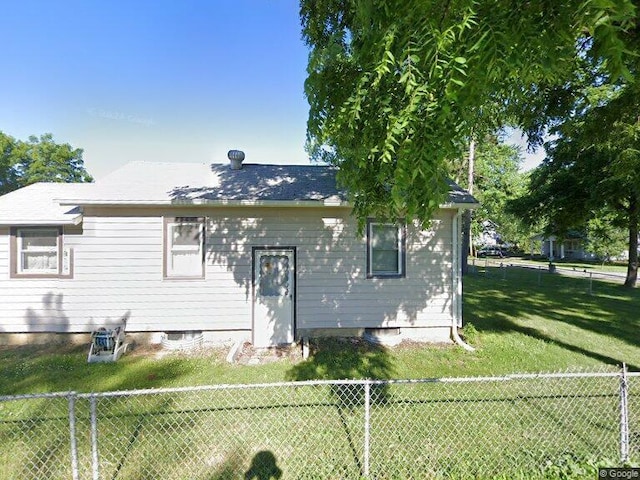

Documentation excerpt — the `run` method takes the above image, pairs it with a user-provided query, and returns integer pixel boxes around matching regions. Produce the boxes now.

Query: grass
[1,266,639,479]
[463,264,640,372]
[2,265,638,395]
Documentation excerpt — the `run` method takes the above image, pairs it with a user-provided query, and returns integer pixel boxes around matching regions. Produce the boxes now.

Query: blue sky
[1,1,309,179]
[1,1,541,180]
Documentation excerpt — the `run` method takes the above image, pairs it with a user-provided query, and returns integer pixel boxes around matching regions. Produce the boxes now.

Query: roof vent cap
[228,150,245,170]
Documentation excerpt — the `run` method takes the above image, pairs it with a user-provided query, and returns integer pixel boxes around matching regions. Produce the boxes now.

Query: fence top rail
[77,379,369,399]
[81,372,633,398]
[380,371,627,384]
[0,391,77,402]
[1,370,634,401]
[482,258,627,280]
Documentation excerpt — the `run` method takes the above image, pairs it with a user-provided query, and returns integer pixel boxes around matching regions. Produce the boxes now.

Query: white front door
[253,249,295,347]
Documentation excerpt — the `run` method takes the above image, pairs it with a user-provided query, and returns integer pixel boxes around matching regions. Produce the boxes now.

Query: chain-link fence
[470,257,629,294]
[1,368,638,479]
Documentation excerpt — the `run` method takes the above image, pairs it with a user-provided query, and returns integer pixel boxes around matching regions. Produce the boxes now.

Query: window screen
[165,219,204,278]
[367,221,405,277]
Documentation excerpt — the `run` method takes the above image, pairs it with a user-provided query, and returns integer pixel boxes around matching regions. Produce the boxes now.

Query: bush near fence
[1,368,637,480]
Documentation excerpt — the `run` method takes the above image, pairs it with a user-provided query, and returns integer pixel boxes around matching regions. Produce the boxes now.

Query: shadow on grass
[109,409,148,480]
[286,337,395,381]
[285,337,395,476]
[286,337,395,405]
[0,343,196,395]
[244,450,282,480]
[465,266,640,370]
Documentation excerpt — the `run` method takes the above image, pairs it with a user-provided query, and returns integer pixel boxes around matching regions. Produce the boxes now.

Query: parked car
[477,246,507,258]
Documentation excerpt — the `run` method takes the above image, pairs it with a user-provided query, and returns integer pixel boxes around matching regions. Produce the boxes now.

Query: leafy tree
[510,83,639,287]
[586,211,629,264]
[469,137,529,249]
[0,132,92,194]
[450,134,531,267]
[300,0,637,228]
[0,132,22,194]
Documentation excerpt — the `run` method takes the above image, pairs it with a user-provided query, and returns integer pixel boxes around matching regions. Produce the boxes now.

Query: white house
[476,219,502,247]
[531,233,598,261]
[0,156,478,348]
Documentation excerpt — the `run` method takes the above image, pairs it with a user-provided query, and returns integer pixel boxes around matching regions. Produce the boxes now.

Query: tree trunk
[624,197,638,288]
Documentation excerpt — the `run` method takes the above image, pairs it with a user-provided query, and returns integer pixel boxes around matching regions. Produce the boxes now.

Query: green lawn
[1,267,639,479]
[1,264,638,395]
[465,264,640,371]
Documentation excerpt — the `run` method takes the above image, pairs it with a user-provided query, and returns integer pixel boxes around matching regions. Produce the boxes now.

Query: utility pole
[461,138,475,275]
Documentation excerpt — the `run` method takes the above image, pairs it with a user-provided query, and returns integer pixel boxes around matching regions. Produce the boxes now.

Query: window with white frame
[10,227,66,277]
[164,218,204,278]
[367,221,406,278]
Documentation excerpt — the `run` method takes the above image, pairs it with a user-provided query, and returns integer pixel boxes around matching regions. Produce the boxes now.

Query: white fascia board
[59,199,171,206]
[60,198,474,209]
[0,215,83,226]
[440,202,480,210]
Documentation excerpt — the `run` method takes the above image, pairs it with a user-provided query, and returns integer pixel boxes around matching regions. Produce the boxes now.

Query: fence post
[68,392,80,480]
[589,272,593,296]
[620,363,630,464]
[363,379,371,478]
[538,266,542,286]
[91,395,100,480]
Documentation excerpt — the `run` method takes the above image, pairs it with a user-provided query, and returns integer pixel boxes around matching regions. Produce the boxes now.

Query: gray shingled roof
[445,179,478,205]
[63,161,477,206]
[170,164,347,202]
[0,183,90,225]
[175,164,477,205]
[0,162,477,224]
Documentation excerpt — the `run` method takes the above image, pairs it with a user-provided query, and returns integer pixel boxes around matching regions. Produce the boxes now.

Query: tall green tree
[451,134,530,250]
[0,132,22,194]
[300,0,637,228]
[586,211,629,264]
[471,138,530,249]
[510,83,640,287]
[0,132,92,194]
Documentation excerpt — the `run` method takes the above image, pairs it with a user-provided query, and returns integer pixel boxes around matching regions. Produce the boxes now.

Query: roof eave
[0,214,83,226]
[60,198,477,210]
[440,202,480,210]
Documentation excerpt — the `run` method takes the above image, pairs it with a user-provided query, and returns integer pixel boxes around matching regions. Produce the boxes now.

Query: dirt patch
[391,338,453,351]
[124,341,165,358]
[0,336,450,365]
[234,342,304,365]
[125,341,304,363]
[0,339,303,364]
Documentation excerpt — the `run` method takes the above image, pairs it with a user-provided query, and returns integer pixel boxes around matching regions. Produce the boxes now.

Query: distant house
[0,156,477,348]
[531,232,597,261]
[476,220,502,247]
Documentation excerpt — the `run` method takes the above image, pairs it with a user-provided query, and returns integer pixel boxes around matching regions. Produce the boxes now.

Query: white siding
[295,212,453,329]
[0,207,456,334]
[0,227,8,273]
